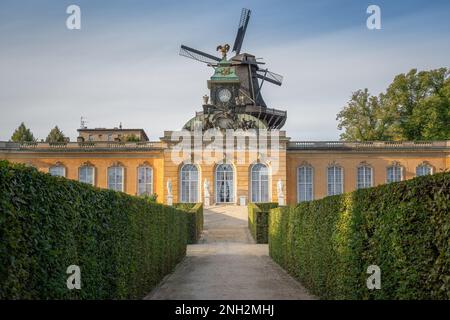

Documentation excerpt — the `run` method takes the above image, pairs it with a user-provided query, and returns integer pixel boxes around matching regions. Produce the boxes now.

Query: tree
[46,126,68,143]
[337,68,450,141]
[336,89,398,141]
[11,122,35,143]
[123,134,140,142]
[384,68,449,140]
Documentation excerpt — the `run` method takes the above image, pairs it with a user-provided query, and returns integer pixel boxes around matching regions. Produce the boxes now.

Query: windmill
[179,8,286,129]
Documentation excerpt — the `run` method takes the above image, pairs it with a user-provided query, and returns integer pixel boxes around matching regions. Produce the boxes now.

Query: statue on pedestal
[204,178,210,197]
[277,179,284,197]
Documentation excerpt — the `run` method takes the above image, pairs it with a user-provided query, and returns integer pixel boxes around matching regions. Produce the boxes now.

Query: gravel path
[145,205,315,300]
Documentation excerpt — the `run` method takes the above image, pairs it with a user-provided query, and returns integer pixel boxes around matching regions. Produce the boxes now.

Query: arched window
[327,165,343,196]
[387,164,402,183]
[79,165,95,185]
[108,165,124,192]
[298,166,313,202]
[357,165,373,189]
[49,164,65,177]
[138,166,153,195]
[216,164,234,203]
[180,164,199,203]
[251,163,269,203]
[416,163,432,177]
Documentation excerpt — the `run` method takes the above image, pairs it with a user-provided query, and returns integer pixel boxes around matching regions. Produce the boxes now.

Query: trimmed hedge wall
[269,172,450,299]
[248,202,278,243]
[174,203,204,244]
[0,160,187,299]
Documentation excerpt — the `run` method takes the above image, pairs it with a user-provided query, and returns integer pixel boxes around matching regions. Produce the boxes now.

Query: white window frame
[137,166,153,196]
[79,165,95,185]
[215,163,235,203]
[386,165,403,183]
[327,166,343,196]
[297,165,314,202]
[356,165,373,189]
[108,166,124,192]
[49,165,66,177]
[180,164,199,203]
[251,163,270,203]
[416,164,433,177]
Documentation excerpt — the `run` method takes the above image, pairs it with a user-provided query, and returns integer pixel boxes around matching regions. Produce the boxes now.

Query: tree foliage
[10,122,35,143]
[122,134,141,142]
[337,68,450,141]
[45,126,68,143]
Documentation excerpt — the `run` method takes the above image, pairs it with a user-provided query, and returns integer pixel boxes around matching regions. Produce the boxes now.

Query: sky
[0,0,449,141]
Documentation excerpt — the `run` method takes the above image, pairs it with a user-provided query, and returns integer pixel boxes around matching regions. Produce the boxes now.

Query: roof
[77,128,149,141]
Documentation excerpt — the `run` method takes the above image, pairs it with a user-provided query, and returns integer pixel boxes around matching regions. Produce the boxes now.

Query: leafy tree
[384,68,449,140]
[123,134,141,142]
[336,89,399,141]
[11,122,35,143]
[45,126,68,143]
[337,68,450,141]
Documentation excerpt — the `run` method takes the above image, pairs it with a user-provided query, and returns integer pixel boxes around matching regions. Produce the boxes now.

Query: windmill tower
[179,8,287,130]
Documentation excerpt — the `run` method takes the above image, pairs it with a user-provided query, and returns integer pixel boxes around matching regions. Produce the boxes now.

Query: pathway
[146,205,315,300]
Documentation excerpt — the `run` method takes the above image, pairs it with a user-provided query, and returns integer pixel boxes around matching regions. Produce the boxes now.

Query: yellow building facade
[1,138,448,206]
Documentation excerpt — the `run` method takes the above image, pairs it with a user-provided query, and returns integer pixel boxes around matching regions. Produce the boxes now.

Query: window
[387,165,402,183]
[327,166,343,196]
[108,166,124,192]
[416,164,432,177]
[297,166,313,202]
[108,134,113,141]
[180,164,198,203]
[138,166,153,195]
[216,164,234,203]
[49,165,65,177]
[251,163,269,203]
[79,165,95,185]
[357,166,373,189]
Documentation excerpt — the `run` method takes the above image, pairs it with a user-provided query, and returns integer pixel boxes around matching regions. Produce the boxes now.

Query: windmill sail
[232,8,251,55]
[256,69,283,86]
[179,45,221,64]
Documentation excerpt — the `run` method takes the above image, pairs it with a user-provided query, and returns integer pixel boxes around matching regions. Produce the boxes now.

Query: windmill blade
[232,8,251,55]
[179,45,221,65]
[256,69,284,86]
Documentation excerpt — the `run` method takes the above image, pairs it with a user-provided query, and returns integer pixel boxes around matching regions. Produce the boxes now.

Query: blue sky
[0,0,449,140]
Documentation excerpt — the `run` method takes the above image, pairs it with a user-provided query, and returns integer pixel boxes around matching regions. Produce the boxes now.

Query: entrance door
[216,164,234,203]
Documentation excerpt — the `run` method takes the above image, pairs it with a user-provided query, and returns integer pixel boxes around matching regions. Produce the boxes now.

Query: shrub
[139,193,158,203]
[0,160,187,299]
[269,172,450,299]
[248,202,278,243]
[174,203,204,244]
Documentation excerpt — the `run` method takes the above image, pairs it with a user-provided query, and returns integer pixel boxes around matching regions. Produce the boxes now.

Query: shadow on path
[145,205,316,300]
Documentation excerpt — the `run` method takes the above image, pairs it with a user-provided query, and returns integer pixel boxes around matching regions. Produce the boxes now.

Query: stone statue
[277,179,284,197]
[204,178,210,197]
[167,179,172,196]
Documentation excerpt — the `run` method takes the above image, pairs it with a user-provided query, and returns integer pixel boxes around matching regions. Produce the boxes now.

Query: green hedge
[174,203,203,244]
[0,160,187,299]
[248,202,278,243]
[269,172,450,299]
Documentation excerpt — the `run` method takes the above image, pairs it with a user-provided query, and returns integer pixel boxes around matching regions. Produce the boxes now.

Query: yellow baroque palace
[1,130,449,206]
[1,37,449,205]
